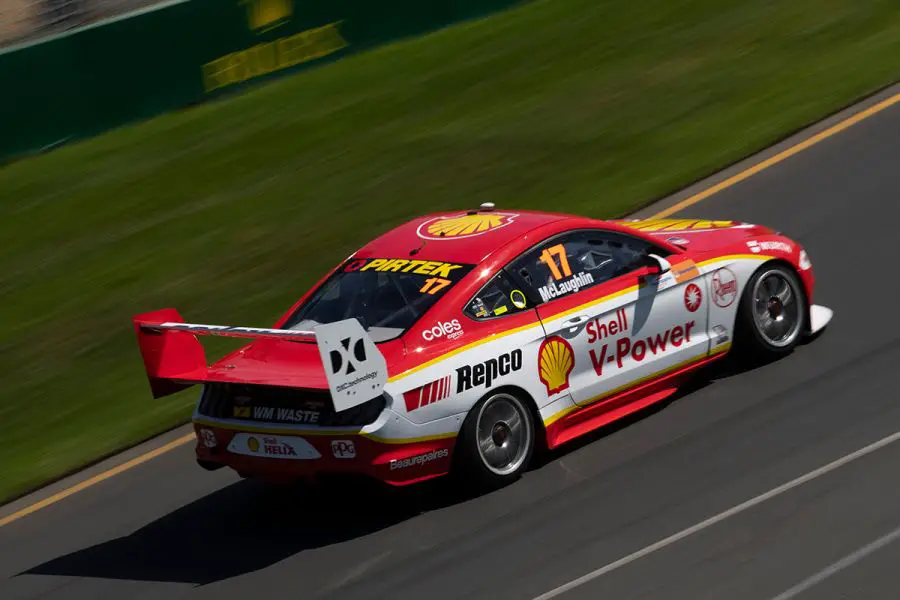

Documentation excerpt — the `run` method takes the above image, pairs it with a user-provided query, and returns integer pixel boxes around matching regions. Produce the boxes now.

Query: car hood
[612,218,775,252]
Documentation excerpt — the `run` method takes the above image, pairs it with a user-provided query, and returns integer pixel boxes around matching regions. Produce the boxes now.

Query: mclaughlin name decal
[538,272,595,302]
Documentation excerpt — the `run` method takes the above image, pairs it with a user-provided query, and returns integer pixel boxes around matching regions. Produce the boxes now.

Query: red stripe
[403,389,418,412]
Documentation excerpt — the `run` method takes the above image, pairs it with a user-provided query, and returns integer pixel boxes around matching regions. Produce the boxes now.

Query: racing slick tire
[454,389,536,491]
[734,262,807,361]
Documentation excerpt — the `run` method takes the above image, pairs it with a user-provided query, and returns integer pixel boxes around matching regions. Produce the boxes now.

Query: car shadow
[21,346,793,586]
[21,475,465,585]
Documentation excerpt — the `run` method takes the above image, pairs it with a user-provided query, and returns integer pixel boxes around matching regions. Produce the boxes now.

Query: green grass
[2,0,900,504]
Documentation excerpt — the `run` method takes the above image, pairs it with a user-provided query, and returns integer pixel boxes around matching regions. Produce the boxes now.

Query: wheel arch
[731,258,811,346]
[464,384,548,452]
[757,258,811,331]
[448,384,546,486]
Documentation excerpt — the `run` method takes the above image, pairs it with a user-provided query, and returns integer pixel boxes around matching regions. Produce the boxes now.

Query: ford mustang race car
[133,205,832,489]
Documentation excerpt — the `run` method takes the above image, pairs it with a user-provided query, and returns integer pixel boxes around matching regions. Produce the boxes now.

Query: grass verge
[2,0,900,504]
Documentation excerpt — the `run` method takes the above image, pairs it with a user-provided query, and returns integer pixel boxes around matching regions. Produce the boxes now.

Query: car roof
[353,208,577,265]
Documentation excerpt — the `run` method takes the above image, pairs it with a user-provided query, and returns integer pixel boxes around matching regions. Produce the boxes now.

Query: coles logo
[684,283,702,312]
[422,319,464,342]
[712,268,738,307]
[417,213,517,240]
[538,336,574,396]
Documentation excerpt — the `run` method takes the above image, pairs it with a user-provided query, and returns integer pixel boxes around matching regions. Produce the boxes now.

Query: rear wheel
[455,390,535,490]
[735,263,806,360]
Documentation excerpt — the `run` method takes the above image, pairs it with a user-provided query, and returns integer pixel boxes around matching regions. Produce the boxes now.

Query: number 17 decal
[420,277,451,295]
[539,243,572,281]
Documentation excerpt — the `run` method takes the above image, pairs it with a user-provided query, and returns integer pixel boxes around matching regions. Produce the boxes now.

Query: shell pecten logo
[538,336,575,396]
[417,212,517,240]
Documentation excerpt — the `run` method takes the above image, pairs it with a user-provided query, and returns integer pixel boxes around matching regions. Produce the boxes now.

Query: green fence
[0,0,522,163]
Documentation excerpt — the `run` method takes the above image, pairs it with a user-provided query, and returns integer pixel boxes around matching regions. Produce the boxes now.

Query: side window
[509,230,664,304]
[465,271,531,320]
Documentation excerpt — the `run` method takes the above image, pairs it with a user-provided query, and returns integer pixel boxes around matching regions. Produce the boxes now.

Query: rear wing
[132,308,387,412]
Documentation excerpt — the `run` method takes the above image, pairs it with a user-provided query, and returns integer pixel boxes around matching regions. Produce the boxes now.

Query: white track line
[769,524,900,600]
[532,429,900,599]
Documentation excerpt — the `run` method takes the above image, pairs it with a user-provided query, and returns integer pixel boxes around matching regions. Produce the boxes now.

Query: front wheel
[735,263,807,361]
[454,390,535,490]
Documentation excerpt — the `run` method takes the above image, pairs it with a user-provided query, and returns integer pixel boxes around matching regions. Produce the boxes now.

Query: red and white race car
[133,206,832,489]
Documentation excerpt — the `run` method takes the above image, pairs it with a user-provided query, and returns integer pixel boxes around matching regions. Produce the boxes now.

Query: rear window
[282,257,475,342]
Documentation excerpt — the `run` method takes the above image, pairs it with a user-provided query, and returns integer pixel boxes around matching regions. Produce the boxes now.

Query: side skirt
[544,349,730,449]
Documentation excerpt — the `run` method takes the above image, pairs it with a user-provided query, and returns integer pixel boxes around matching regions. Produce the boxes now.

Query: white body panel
[536,268,711,407]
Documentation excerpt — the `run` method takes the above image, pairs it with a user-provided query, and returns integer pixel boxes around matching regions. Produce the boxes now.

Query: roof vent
[479,202,496,211]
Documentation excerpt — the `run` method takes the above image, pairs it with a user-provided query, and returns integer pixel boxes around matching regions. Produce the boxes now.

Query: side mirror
[645,253,671,274]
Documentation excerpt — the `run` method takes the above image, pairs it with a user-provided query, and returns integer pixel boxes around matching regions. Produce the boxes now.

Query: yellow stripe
[649,93,900,219]
[0,433,195,528]
[698,254,770,267]
[192,417,456,445]
[543,343,732,427]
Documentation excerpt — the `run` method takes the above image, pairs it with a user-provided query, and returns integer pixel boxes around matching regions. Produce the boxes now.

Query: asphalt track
[3,83,900,600]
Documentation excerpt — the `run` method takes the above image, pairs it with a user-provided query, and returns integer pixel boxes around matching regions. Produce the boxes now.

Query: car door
[505,229,711,408]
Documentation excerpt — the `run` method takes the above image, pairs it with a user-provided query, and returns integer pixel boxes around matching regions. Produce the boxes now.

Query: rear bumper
[191,421,456,486]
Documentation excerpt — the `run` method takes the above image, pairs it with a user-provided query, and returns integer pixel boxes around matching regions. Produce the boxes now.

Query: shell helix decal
[538,336,575,396]
[417,213,518,240]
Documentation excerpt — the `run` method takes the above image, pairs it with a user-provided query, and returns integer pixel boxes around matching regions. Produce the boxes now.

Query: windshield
[283,257,475,342]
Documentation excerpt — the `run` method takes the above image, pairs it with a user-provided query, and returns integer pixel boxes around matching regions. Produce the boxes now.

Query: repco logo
[422,319,463,342]
[456,349,522,393]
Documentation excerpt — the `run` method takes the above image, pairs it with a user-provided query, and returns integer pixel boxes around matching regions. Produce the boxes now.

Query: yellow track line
[0,433,195,528]
[650,92,900,219]
[3,89,898,529]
